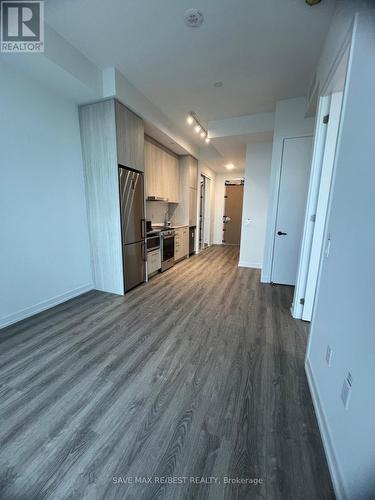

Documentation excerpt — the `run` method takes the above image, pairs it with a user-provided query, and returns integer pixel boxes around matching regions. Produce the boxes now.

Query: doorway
[199,174,212,251]
[222,180,244,245]
[271,136,313,285]
[199,175,205,250]
[292,42,350,321]
[293,92,344,320]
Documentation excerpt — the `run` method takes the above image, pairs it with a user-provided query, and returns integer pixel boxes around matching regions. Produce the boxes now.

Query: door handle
[140,218,146,239]
[141,242,147,262]
[277,231,287,236]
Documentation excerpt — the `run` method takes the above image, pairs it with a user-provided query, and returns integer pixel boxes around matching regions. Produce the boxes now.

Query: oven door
[147,235,160,252]
[162,235,174,261]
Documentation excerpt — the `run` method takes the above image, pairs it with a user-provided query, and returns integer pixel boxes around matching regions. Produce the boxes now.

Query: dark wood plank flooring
[0,246,334,499]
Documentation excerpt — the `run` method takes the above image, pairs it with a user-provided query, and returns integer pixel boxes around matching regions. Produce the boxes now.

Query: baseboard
[305,357,346,499]
[0,283,94,329]
[238,260,262,269]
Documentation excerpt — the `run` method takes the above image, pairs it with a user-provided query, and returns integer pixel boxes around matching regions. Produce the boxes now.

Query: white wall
[208,111,275,139]
[239,143,272,269]
[0,62,92,328]
[213,172,245,245]
[262,97,314,282]
[305,4,375,499]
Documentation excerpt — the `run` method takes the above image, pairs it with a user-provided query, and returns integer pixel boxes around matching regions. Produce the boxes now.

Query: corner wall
[239,143,272,269]
[0,63,92,328]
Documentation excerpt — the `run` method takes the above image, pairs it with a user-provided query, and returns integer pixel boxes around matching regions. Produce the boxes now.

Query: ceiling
[45,0,336,171]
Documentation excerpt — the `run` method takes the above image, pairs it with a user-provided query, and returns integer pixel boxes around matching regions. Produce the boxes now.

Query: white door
[271,136,312,285]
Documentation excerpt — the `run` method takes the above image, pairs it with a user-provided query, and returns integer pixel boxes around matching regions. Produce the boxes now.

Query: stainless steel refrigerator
[119,166,146,292]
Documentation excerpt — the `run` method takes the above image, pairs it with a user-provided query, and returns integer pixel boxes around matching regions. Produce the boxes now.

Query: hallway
[0,246,333,499]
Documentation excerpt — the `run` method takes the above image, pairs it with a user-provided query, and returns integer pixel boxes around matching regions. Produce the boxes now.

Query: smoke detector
[184,9,204,28]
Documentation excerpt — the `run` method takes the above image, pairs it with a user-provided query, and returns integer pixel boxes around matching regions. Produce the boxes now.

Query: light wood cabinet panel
[163,153,172,200]
[167,155,180,203]
[156,146,167,199]
[189,157,198,189]
[115,101,144,172]
[145,141,158,198]
[79,99,124,295]
[144,138,179,202]
[174,226,189,261]
[79,98,145,296]
[147,248,161,276]
[189,188,197,226]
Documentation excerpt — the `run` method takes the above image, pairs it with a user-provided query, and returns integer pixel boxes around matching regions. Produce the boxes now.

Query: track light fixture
[186,112,210,144]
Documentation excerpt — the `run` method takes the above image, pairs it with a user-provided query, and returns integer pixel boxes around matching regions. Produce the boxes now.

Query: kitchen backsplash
[146,201,177,225]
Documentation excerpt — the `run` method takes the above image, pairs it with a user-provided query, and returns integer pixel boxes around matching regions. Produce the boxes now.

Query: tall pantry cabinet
[79,98,144,295]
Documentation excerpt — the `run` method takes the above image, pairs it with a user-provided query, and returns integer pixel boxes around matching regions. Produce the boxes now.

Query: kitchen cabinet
[79,98,144,295]
[166,155,180,203]
[115,101,144,172]
[189,157,198,189]
[174,226,189,262]
[189,188,197,226]
[147,248,161,276]
[145,138,180,202]
[176,155,198,228]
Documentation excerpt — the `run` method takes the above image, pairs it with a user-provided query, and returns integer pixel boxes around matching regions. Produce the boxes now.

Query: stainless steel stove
[160,229,175,272]
[146,221,175,272]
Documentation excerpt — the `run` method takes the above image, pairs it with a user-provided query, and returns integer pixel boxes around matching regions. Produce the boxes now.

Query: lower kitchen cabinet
[175,226,189,262]
[147,248,161,276]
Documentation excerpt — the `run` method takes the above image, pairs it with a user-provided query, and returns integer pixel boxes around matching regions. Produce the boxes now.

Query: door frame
[291,96,331,315]
[269,134,313,284]
[199,174,206,251]
[198,173,212,252]
[292,37,351,320]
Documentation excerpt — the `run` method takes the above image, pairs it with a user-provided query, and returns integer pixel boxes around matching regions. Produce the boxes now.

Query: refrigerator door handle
[141,241,147,262]
[140,218,146,239]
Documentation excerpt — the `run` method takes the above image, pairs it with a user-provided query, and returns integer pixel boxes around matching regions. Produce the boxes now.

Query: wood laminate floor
[0,246,334,500]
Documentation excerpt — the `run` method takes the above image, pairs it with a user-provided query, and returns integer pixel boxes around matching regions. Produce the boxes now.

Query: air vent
[184,9,204,28]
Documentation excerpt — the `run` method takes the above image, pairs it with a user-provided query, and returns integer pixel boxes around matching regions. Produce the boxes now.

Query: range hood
[147,196,168,202]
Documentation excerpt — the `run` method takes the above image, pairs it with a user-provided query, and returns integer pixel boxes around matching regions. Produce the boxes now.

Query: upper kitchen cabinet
[79,99,145,296]
[188,156,198,189]
[115,100,144,172]
[145,137,180,202]
[179,155,198,189]
[179,155,198,226]
[166,154,180,203]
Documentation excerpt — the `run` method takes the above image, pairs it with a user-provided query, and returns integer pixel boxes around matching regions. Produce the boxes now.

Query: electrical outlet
[325,345,333,367]
[341,372,352,409]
